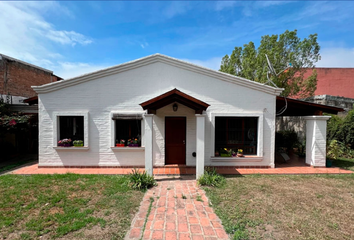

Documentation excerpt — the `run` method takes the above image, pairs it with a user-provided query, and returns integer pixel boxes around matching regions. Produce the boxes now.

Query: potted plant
[58,138,72,147]
[116,139,125,147]
[128,138,140,147]
[73,140,83,147]
[237,149,244,157]
[232,150,236,157]
[220,148,232,157]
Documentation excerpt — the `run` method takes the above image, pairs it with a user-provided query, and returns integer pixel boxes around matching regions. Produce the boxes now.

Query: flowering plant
[220,148,232,155]
[128,138,139,145]
[238,149,243,154]
[58,138,72,146]
[120,139,125,144]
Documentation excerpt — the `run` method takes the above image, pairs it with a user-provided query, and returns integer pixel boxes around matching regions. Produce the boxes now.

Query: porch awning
[112,113,143,120]
[276,96,344,116]
[140,88,210,114]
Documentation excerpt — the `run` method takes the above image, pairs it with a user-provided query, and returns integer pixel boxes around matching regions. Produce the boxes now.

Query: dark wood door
[165,117,186,165]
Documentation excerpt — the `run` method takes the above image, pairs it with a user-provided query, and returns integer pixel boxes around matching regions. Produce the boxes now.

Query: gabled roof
[32,54,283,95]
[140,88,210,114]
[0,53,53,74]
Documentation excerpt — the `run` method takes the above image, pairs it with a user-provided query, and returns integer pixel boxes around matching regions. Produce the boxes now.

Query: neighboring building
[0,53,62,100]
[33,54,337,177]
[302,68,354,112]
[0,53,61,155]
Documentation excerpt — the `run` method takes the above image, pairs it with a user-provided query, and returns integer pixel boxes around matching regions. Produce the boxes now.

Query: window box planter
[128,144,139,147]
[59,144,72,147]
[220,153,231,157]
[74,144,84,147]
[116,144,125,147]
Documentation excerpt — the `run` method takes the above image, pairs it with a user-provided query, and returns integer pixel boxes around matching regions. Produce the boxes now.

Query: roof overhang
[140,89,210,114]
[32,54,283,96]
[276,96,344,116]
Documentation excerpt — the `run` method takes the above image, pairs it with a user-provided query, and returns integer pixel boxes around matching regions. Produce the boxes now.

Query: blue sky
[1,1,354,78]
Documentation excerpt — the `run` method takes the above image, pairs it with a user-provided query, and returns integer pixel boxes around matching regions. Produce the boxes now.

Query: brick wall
[0,58,58,98]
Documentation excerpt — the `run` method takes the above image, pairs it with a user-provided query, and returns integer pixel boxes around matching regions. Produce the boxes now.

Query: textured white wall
[305,116,331,167]
[38,61,276,167]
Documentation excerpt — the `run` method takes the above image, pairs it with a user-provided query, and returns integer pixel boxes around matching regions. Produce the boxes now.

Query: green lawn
[204,174,354,240]
[0,174,144,240]
[333,157,354,171]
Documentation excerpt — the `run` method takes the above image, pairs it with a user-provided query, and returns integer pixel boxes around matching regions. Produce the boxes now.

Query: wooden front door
[165,117,186,165]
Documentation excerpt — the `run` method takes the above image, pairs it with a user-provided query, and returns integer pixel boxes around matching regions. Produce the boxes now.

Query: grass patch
[332,157,354,171]
[0,174,144,239]
[205,174,354,239]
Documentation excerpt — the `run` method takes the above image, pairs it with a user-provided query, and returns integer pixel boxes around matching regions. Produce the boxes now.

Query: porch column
[304,116,331,167]
[144,114,154,175]
[196,114,205,179]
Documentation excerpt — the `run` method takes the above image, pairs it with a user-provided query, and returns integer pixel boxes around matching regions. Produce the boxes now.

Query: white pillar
[196,114,205,179]
[144,114,154,175]
[304,116,331,167]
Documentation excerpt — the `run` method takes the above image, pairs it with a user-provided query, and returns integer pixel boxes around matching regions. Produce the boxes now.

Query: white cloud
[181,57,222,70]
[0,2,93,75]
[317,48,354,68]
[55,62,111,79]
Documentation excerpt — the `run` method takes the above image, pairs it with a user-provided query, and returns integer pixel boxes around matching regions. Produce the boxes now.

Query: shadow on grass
[332,157,354,171]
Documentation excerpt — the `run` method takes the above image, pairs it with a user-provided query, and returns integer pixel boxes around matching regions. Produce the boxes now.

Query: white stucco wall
[37,61,277,167]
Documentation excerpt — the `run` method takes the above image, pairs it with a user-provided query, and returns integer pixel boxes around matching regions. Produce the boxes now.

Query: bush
[128,168,157,190]
[327,108,354,151]
[198,167,225,187]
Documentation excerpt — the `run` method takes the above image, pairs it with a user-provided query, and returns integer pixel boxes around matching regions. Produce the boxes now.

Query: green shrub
[198,167,225,187]
[128,168,157,190]
[327,140,343,160]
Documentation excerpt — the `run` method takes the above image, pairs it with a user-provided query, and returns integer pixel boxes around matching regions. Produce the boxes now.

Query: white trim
[52,111,89,148]
[210,112,264,158]
[32,54,283,96]
[54,147,89,151]
[111,147,145,152]
[110,111,145,147]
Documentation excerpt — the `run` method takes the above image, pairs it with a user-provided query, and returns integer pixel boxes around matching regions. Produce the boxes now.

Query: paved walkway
[12,163,353,175]
[125,176,229,240]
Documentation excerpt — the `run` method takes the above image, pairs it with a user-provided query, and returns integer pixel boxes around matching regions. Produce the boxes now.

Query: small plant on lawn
[196,195,203,202]
[197,167,225,187]
[128,168,157,190]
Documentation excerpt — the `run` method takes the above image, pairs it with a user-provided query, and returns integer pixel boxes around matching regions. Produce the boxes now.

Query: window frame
[53,111,89,148]
[110,111,145,147]
[211,113,263,157]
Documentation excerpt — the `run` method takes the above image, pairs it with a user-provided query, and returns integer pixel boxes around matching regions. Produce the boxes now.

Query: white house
[32,54,330,177]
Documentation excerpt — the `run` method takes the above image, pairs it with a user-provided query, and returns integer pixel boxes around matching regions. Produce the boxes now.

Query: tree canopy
[219,30,320,97]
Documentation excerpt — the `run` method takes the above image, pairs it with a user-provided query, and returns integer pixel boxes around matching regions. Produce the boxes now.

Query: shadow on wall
[276,116,306,142]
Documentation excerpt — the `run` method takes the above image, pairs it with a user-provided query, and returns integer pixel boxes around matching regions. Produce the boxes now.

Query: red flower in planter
[9,119,16,126]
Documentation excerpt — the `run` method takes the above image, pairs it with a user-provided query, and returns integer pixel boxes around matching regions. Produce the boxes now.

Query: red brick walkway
[11,163,353,175]
[125,176,229,240]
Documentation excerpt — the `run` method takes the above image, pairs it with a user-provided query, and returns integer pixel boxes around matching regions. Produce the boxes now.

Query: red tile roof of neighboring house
[303,68,354,99]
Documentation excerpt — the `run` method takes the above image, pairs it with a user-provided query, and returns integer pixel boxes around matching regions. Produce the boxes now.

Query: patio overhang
[276,96,344,116]
[139,88,210,114]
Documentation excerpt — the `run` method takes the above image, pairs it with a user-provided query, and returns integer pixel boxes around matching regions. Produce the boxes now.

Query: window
[53,112,89,148]
[215,117,258,155]
[59,116,84,144]
[115,119,142,146]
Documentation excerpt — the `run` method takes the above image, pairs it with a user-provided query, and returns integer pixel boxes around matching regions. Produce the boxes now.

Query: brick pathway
[125,176,229,240]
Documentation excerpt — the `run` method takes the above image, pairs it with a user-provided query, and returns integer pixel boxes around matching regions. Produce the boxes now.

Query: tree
[220,30,320,97]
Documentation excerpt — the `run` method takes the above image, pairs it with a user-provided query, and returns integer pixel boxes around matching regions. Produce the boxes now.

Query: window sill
[211,156,263,162]
[54,147,89,151]
[111,147,145,152]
